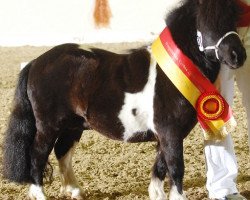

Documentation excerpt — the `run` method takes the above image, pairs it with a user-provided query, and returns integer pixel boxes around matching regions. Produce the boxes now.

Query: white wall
[0,0,181,46]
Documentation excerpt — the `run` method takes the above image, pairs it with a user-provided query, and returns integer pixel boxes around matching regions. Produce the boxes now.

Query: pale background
[0,0,181,46]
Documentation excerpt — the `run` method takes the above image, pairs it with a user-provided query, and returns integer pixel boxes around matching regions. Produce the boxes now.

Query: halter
[197,30,240,60]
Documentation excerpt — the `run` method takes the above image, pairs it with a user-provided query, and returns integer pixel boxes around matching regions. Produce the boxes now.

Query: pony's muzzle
[221,45,246,69]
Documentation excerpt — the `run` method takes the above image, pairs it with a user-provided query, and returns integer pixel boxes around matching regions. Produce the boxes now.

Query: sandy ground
[0,44,249,200]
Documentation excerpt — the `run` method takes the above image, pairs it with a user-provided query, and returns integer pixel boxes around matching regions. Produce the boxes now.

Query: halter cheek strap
[197,31,240,60]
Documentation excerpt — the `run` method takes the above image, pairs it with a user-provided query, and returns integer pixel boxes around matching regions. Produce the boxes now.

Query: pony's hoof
[169,194,187,200]
[70,188,83,200]
[148,178,167,200]
[28,184,47,200]
[60,185,84,200]
[169,186,187,200]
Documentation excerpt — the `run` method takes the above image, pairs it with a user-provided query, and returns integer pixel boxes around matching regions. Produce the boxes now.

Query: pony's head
[196,0,246,68]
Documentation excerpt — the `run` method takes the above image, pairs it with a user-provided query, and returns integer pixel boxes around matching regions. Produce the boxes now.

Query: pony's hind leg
[28,128,59,200]
[149,148,168,200]
[54,129,83,200]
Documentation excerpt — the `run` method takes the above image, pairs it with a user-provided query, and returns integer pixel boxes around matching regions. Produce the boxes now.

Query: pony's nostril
[231,50,238,64]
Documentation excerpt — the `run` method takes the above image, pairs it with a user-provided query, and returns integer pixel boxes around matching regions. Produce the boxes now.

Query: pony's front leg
[160,135,187,200]
[149,147,168,200]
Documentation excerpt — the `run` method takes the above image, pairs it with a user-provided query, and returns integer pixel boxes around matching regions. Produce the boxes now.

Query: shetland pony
[3,0,246,199]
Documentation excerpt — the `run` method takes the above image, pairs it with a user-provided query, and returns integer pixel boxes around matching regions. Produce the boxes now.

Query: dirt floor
[0,43,249,200]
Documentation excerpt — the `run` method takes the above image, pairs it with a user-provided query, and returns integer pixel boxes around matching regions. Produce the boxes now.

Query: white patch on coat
[58,142,83,199]
[148,177,166,200]
[169,185,187,200]
[118,52,157,141]
[28,184,47,200]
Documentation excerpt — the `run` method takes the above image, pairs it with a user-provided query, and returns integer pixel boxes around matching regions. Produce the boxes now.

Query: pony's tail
[3,62,36,183]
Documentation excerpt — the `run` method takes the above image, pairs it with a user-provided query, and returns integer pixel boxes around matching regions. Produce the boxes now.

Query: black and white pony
[3,0,246,199]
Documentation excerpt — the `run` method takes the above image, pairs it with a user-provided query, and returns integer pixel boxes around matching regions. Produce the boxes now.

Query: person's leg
[204,65,239,199]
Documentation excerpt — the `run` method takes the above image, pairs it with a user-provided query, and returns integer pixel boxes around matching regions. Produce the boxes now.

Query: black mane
[166,0,221,82]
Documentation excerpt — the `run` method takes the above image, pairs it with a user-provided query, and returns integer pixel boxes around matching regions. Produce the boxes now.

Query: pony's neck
[165,0,220,83]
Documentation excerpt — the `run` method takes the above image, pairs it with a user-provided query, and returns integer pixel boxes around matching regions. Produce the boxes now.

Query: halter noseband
[197,31,240,60]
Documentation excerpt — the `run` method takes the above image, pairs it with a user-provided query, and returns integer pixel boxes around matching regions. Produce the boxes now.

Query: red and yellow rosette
[151,27,236,140]
[197,92,225,121]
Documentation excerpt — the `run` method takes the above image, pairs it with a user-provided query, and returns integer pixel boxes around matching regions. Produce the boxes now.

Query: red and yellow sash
[152,27,236,140]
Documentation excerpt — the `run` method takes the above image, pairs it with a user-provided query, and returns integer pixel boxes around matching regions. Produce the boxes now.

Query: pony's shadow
[241,191,250,200]
[49,189,148,200]
[238,174,250,199]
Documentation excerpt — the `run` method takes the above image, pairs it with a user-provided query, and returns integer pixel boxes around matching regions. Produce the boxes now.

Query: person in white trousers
[205,1,249,200]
